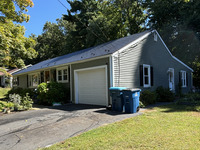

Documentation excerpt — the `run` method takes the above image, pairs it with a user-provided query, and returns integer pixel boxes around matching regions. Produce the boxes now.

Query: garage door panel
[76,67,107,106]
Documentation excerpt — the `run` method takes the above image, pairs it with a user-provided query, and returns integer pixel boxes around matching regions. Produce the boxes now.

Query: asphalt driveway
[0,104,142,150]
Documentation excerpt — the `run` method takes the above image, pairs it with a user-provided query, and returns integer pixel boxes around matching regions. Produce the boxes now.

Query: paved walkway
[0,104,142,150]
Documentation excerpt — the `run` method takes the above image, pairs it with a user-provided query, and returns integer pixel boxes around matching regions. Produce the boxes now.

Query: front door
[168,68,174,91]
[45,71,50,83]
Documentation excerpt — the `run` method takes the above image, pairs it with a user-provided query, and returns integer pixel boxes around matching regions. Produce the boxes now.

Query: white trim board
[112,31,152,57]
[74,65,108,106]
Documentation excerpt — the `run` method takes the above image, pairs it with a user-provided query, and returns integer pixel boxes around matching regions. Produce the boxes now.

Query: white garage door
[75,66,107,106]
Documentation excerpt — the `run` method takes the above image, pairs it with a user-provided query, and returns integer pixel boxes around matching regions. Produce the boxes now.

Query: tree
[0,0,37,68]
[0,0,34,23]
[63,0,147,52]
[0,20,37,67]
[146,0,200,87]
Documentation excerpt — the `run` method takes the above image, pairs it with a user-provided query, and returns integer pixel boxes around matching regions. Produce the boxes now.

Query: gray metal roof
[14,30,150,75]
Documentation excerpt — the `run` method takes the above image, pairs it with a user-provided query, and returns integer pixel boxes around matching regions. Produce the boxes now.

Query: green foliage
[32,0,147,64]
[0,0,37,68]
[41,104,200,150]
[8,93,33,110]
[9,93,22,110]
[140,90,157,106]
[21,93,33,110]
[0,20,38,68]
[139,101,145,108]
[6,87,35,98]
[47,82,68,103]
[37,82,48,104]
[0,88,11,99]
[146,0,200,87]
[37,82,69,105]
[0,0,34,23]
[156,86,175,102]
[176,93,200,112]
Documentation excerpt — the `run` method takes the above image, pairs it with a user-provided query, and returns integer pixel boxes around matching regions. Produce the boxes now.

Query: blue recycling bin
[109,87,127,112]
[122,89,141,113]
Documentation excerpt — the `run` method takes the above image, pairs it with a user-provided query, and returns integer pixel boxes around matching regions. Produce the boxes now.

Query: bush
[6,87,36,98]
[8,93,33,111]
[37,83,48,105]
[0,100,14,111]
[176,93,200,106]
[37,82,69,105]
[140,90,157,106]
[156,86,175,102]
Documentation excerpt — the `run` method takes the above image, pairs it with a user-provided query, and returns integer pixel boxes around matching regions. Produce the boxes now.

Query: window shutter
[186,72,188,87]
[54,70,56,82]
[27,75,29,88]
[17,77,19,86]
[140,65,143,86]
[151,66,154,86]
[179,72,182,86]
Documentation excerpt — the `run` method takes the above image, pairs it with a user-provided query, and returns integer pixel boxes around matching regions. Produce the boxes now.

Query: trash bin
[122,89,141,113]
[109,87,127,112]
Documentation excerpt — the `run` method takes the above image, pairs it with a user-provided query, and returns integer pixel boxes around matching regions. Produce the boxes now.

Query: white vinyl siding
[113,40,144,88]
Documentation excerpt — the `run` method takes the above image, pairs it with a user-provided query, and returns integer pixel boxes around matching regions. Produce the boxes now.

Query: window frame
[28,72,39,87]
[143,64,151,88]
[13,76,18,86]
[56,66,69,83]
[180,70,187,87]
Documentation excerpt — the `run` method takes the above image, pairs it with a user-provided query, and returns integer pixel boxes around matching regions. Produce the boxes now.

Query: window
[143,64,151,87]
[29,73,39,87]
[180,71,187,87]
[57,67,68,82]
[13,77,18,86]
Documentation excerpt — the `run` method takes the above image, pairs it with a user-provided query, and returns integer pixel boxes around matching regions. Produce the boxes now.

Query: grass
[41,104,200,150]
[0,88,10,99]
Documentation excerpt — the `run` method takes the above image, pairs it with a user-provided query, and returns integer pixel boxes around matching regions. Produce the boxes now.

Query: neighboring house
[13,30,193,106]
[0,65,32,88]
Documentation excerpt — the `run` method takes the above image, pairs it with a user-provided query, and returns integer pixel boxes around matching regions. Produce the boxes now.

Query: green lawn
[42,104,200,150]
[0,88,10,99]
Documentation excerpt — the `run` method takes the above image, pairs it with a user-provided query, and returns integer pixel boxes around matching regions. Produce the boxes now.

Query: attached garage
[74,66,108,106]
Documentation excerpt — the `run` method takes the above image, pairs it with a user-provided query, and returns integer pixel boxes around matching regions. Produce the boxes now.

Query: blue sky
[21,0,70,37]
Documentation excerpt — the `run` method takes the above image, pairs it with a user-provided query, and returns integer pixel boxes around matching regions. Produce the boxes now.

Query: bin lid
[122,88,141,92]
[109,87,127,91]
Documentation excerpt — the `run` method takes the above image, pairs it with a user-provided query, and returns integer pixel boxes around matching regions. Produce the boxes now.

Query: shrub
[21,93,33,110]
[156,86,175,102]
[37,82,69,105]
[0,100,14,111]
[9,93,21,110]
[6,87,35,98]
[140,90,157,106]
[176,93,200,106]
[37,83,48,104]
[47,82,68,103]
[8,93,33,111]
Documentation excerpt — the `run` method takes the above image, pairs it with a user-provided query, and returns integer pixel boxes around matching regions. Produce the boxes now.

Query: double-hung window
[180,71,187,87]
[57,67,68,83]
[143,64,151,87]
[29,73,39,87]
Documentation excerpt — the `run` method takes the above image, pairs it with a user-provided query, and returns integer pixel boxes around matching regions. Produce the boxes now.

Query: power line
[57,0,107,44]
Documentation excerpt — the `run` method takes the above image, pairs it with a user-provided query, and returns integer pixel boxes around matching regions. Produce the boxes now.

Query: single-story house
[13,30,193,106]
[0,65,32,88]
